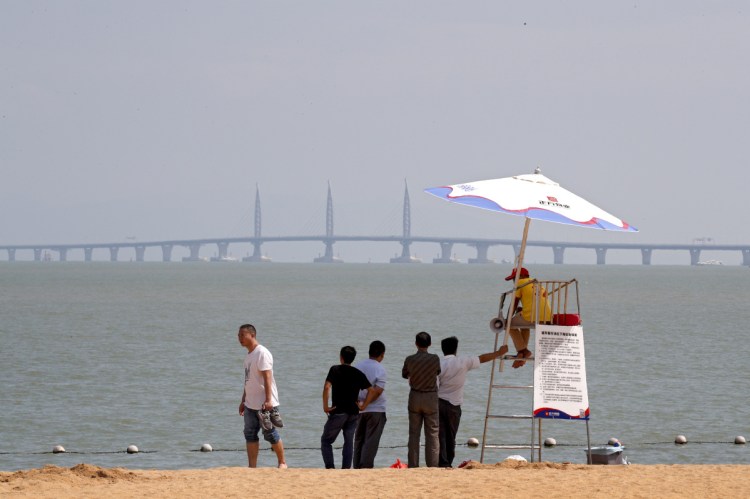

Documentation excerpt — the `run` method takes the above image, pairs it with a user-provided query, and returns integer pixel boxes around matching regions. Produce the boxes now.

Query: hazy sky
[2,2,748,263]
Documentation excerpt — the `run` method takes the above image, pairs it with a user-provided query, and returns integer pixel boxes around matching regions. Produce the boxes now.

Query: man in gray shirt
[402,331,441,468]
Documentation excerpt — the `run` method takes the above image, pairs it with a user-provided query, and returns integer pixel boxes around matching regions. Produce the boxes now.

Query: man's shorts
[243,406,281,444]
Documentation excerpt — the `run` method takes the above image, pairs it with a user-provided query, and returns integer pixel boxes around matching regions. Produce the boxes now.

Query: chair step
[501,354,534,361]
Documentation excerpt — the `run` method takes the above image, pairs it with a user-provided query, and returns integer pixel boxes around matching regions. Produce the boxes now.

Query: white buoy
[200,443,213,452]
[52,445,66,454]
[504,455,527,462]
[608,437,620,446]
[126,445,139,454]
[735,436,746,445]
[544,437,557,447]
[674,435,687,444]
[467,437,479,448]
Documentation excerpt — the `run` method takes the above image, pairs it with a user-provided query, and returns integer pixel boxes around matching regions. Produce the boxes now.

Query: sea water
[1,262,748,470]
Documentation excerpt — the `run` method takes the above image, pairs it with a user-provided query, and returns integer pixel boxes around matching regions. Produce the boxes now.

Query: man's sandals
[512,348,533,369]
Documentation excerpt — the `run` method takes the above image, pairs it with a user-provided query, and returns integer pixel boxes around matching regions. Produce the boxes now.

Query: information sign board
[533,325,590,420]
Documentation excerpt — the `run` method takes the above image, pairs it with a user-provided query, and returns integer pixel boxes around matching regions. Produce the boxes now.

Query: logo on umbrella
[539,196,569,209]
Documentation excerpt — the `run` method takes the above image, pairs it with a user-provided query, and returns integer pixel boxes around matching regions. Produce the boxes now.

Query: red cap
[504,267,529,281]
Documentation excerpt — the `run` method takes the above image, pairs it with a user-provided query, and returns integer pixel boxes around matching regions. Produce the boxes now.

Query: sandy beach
[3,461,750,498]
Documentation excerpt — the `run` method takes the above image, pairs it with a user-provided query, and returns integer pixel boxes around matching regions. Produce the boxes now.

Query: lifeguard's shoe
[269,408,284,428]
[257,410,273,431]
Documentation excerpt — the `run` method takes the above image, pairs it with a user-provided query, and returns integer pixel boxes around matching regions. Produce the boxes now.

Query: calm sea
[1,262,748,471]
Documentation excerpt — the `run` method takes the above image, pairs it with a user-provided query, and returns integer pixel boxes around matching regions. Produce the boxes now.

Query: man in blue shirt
[353,340,387,468]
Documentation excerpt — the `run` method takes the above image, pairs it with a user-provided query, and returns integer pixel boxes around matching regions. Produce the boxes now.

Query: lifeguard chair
[480,278,593,463]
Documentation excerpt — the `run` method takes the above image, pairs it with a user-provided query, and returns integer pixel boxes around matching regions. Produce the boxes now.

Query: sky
[1,2,748,264]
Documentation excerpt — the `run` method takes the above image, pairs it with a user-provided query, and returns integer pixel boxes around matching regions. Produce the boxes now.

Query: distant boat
[181,256,209,262]
[696,259,723,266]
[210,256,239,262]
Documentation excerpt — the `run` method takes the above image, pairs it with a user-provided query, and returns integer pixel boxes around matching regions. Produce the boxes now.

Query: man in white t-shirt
[437,336,507,467]
[237,323,287,468]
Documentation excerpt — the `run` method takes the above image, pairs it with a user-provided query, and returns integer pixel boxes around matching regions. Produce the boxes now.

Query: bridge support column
[161,244,173,262]
[595,248,607,265]
[243,241,271,262]
[316,239,343,263]
[84,247,93,261]
[743,249,750,267]
[552,246,565,265]
[390,240,419,263]
[211,242,230,262]
[469,243,494,264]
[109,247,119,262]
[34,249,42,261]
[641,248,652,265]
[433,242,456,263]
[56,248,68,262]
[135,246,146,262]
[689,249,701,266]
[7,249,15,262]
[182,244,203,262]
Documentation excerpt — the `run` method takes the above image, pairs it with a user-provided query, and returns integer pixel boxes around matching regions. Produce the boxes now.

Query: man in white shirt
[437,336,507,467]
[237,323,287,468]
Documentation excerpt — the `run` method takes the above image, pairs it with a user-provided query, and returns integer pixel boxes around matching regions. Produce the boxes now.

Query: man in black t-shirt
[321,345,375,469]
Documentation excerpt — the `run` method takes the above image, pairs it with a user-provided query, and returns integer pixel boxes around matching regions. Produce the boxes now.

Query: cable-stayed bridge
[2,184,749,266]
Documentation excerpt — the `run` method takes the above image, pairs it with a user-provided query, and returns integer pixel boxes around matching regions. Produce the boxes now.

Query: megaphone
[489,317,504,332]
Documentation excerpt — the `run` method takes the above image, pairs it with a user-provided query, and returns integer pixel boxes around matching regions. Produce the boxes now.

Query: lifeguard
[505,267,552,368]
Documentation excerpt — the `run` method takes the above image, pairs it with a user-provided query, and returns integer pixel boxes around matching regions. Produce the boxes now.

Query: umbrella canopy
[424,168,637,316]
[424,170,637,233]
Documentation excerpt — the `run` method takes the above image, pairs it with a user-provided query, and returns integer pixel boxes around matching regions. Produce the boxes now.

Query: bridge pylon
[244,184,271,262]
[314,182,343,263]
[391,180,421,263]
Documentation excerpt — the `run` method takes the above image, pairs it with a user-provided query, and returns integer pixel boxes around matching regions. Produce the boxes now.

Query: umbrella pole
[500,217,532,371]
[514,217,531,273]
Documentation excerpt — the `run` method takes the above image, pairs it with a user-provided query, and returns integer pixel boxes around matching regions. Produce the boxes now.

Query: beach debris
[126,445,139,454]
[504,455,528,462]
[200,443,213,452]
[467,437,479,448]
[674,435,687,444]
[544,437,557,447]
[52,445,66,453]
[735,436,746,445]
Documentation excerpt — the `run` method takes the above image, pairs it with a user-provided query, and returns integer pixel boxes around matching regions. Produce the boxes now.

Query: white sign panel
[533,325,590,420]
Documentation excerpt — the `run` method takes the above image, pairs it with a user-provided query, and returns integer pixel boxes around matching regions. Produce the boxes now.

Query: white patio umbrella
[424,167,637,277]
